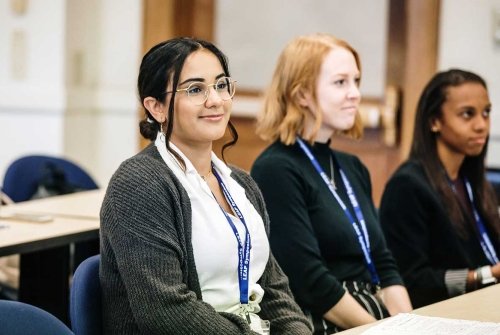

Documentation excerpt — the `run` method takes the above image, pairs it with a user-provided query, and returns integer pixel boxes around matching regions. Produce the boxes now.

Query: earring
[431,126,439,133]
[159,120,166,143]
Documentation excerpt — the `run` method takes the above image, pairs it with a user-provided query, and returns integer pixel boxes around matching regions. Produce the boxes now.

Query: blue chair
[1,155,100,313]
[486,167,500,205]
[2,155,98,203]
[2,155,100,268]
[0,300,74,335]
[70,254,102,335]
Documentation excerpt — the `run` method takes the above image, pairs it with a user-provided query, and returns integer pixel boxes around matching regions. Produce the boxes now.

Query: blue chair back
[2,155,98,203]
[0,300,74,335]
[70,254,102,335]
[486,167,500,205]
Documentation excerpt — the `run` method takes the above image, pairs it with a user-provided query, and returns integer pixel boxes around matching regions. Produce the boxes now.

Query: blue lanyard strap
[296,138,380,284]
[211,165,252,305]
[459,178,499,265]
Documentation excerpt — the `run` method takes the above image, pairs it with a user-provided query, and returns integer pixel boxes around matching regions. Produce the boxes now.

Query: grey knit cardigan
[100,144,312,335]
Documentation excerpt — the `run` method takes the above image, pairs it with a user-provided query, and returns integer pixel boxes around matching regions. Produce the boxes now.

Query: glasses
[166,76,236,105]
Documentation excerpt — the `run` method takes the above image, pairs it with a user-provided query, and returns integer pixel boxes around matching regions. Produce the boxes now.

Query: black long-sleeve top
[379,160,500,307]
[251,140,403,316]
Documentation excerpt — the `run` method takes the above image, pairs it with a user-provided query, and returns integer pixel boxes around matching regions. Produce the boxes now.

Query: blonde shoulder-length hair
[256,33,363,145]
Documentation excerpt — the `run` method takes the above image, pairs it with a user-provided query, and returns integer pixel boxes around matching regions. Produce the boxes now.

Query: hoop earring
[159,121,166,143]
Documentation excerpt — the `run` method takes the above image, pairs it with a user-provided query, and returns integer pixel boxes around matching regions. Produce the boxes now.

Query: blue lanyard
[211,166,252,306]
[451,177,499,265]
[296,138,380,285]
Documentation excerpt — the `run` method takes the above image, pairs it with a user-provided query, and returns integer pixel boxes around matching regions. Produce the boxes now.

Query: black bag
[29,162,99,271]
[30,163,84,200]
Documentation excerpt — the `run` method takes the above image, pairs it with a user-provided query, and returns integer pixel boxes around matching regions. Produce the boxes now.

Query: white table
[0,190,103,324]
[1,189,104,221]
[338,283,500,334]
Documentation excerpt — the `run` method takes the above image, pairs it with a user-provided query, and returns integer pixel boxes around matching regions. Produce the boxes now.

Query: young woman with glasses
[100,37,312,335]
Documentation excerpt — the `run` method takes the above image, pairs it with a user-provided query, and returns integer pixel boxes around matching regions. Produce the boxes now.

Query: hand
[491,263,500,279]
[323,292,377,329]
[379,285,413,315]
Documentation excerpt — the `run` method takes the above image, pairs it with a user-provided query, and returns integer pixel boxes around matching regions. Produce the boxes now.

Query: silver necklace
[329,154,337,190]
[200,168,212,181]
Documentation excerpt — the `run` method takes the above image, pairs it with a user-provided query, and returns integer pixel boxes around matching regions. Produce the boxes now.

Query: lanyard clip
[240,304,251,324]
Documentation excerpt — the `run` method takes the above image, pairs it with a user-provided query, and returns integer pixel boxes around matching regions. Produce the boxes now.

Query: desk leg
[74,239,100,272]
[19,246,70,325]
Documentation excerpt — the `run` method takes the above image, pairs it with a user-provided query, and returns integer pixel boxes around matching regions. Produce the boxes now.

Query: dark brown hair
[137,37,238,165]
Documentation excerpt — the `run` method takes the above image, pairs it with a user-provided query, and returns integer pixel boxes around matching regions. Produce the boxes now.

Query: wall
[218,1,500,168]
[0,0,66,183]
[0,0,142,188]
[215,0,389,98]
[64,0,142,185]
[438,0,500,167]
[2,1,499,187]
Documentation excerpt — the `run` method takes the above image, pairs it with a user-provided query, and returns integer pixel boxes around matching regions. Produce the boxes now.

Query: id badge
[248,313,270,335]
[239,304,270,334]
[258,319,270,334]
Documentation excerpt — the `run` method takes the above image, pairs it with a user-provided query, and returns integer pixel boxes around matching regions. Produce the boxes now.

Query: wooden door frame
[139,0,215,149]
[387,0,440,161]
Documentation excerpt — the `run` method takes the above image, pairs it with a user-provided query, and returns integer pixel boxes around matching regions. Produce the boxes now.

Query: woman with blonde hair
[251,33,412,334]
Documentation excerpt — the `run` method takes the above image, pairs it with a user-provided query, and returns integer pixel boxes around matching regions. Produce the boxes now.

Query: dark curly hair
[137,37,238,165]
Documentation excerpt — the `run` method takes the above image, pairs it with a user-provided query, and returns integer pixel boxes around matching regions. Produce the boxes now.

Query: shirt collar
[154,132,232,178]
